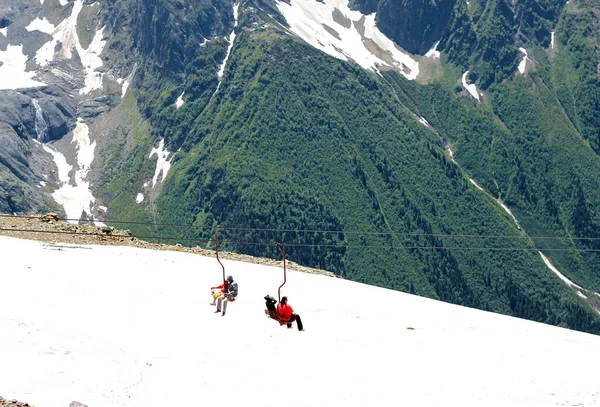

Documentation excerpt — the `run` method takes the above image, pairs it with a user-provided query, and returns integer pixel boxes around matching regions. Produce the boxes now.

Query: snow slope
[276,0,419,79]
[1,236,600,407]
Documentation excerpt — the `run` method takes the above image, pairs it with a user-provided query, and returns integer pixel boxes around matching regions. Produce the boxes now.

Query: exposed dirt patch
[0,397,32,407]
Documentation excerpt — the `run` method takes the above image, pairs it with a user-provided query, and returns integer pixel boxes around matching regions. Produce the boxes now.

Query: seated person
[276,296,304,331]
[264,294,277,317]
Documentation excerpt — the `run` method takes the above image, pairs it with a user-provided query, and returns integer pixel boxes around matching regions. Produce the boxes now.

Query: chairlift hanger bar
[276,242,286,302]
[216,225,225,282]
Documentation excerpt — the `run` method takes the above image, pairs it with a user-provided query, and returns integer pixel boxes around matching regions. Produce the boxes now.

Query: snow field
[0,45,46,90]
[275,0,419,79]
[461,71,480,101]
[1,236,600,407]
[47,119,101,222]
[149,139,172,187]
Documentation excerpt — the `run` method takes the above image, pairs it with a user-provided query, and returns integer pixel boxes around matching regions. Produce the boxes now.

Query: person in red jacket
[276,296,304,331]
[210,279,229,306]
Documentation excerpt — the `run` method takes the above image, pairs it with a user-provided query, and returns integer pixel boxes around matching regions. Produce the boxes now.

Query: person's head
[227,275,234,283]
[281,296,288,304]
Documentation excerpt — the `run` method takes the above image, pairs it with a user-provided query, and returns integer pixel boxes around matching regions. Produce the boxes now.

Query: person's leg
[215,296,223,312]
[295,314,304,331]
[222,297,229,315]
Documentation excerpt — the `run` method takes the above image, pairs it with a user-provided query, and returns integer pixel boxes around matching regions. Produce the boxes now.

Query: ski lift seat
[265,309,292,325]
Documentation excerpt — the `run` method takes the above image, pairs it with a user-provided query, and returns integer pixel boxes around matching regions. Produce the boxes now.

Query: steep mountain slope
[2,235,600,406]
[2,0,600,334]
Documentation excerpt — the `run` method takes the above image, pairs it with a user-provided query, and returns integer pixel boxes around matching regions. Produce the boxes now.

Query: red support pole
[276,242,286,302]
[216,226,225,282]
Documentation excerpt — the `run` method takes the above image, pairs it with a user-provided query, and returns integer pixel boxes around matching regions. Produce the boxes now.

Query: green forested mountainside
[125,24,600,333]
[385,0,600,295]
[439,0,564,88]
[88,0,600,334]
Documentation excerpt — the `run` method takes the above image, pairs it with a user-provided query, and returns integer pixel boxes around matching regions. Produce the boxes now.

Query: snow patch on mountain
[0,27,6,37]
[418,117,432,129]
[214,3,240,96]
[539,252,583,290]
[425,41,440,59]
[59,0,69,5]
[275,0,419,79]
[551,31,555,50]
[120,67,136,98]
[72,119,96,171]
[518,47,530,74]
[446,146,456,163]
[461,71,480,101]
[175,91,185,108]
[79,26,107,95]
[150,139,172,187]
[33,0,83,65]
[41,144,72,185]
[47,119,102,223]
[496,198,522,230]
[136,193,144,204]
[0,45,46,90]
[469,178,484,191]
[25,17,54,35]
[121,78,130,98]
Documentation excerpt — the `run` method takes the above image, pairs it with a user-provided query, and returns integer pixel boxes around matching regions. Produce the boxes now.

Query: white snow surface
[136,193,144,204]
[425,41,440,59]
[447,146,456,163]
[0,27,6,37]
[0,45,46,89]
[78,25,107,95]
[42,144,72,184]
[418,116,432,129]
[461,71,480,101]
[59,0,69,5]
[518,47,529,74]
[121,79,130,98]
[149,139,172,187]
[276,0,419,79]
[216,3,240,82]
[551,31,555,50]
[1,235,600,407]
[175,91,185,108]
[121,69,135,98]
[26,17,55,34]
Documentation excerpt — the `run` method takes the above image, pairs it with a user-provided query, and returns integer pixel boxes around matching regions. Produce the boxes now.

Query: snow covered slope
[276,0,419,79]
[1,235,600,406]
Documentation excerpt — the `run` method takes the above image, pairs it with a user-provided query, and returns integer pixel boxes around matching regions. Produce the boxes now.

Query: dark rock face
[0,89,76,142]
[0,0,25,31]
[350,0,456,54]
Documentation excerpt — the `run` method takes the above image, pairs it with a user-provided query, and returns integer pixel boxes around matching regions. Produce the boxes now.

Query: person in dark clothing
[276,296,304,331]
[216,275,238,316]
[264,294,277,317]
